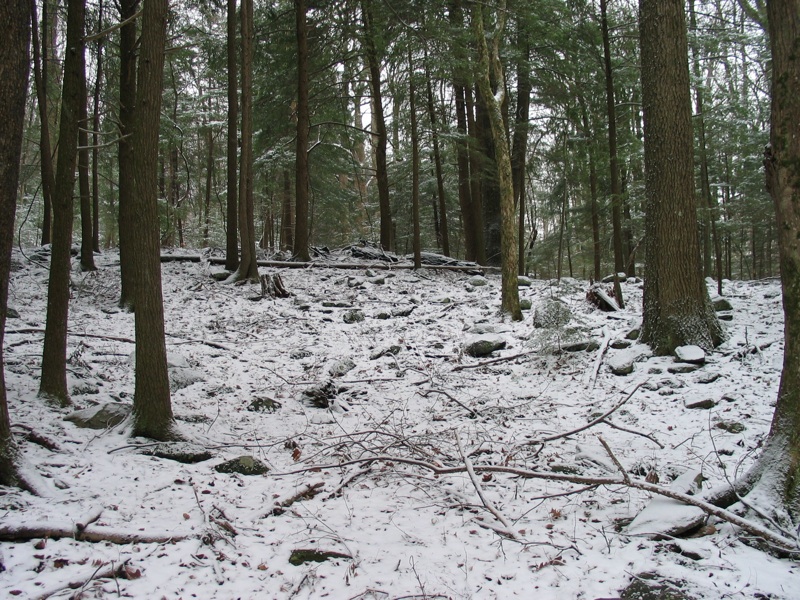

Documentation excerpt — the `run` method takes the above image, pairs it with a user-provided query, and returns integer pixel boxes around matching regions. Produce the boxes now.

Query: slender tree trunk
[30,0,55,248]
[203,119,213,248]
[91,2,103,254]
[472,0,521,321]
[117,0,138,311]
[409,49,422,270]
[130,0,178,441]
[511,26,531,277]
[281,169,294,250]
[0,0,32,490]
[581,103,602,282]
[639,0,722,354]
[293,0,311,261]
[79,50,95,272]
[231,0,258,281]
[361,0,392,250]
[40,0,85,406]
[423,50,449,257]
[466,87,487,264]
[225,0,239,271]
[601,0,625,276]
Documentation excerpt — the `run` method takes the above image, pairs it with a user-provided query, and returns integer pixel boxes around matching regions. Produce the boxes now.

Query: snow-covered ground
[0,248,797,599]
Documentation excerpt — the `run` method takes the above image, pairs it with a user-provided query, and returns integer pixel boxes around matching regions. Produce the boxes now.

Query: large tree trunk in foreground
[748,0,800,526]
[225,0,239,272]
[40,0,85,406]
[0,0,32,489]
[130,0,178,441]
[638,0,722,355]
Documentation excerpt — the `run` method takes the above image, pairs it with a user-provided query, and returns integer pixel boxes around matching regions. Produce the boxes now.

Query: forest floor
[0,247,797,599]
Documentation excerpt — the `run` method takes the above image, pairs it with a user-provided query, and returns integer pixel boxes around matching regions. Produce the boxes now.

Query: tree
[39,0,86,406]
[0,0,32,489]
[78,39,96,272]
[293,0,311,262]
[130,0,179,440]
[638,0,722,355]
[231,0,259,281]
[472,0,521,321]
[750,0,800,525]
[117,0,138,310]
[225,0,239,272]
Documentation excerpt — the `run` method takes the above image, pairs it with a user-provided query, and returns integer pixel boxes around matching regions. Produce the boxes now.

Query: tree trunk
[225,0,239,271]
[472,0,521,321]
[0,0,32,490]
[79,49,96,272]
[581,101,601,282]
[361,0,392,250]
[117,0,138,311]
[293,0,311,262]
[281,169,294,250]
[409,49,422,270]
[203,116,213,248]
[231,0,258,282]
[638,0,722,355]
[601,0,625,277]
[511,24,531,278]
[466,87,487,265]
[40,0,85,406]
[91,1,103,254]
[423,50,449,257]
[752,0,800,524]
[130,0,178,441]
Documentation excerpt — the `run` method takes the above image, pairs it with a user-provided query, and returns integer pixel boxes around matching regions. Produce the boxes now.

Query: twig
[422,388,480,417]
[455,434,518,539]
[527,382,645,445]
[451,350,535,372]
[269,481,325,515]
[597,435,630,485]
[585,330,610,389]
[601,418,664,448]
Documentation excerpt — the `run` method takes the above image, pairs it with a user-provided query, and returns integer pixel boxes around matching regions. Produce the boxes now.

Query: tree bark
[409,49,422,270]
[78,47,96,272]
[472,1,521,321]
[361,0,393,251]
[117,0,138,311]
[130,0,178,441]
[91,0,103,254]
[293,0,311,262]
[423,50,449,257]
[511,22,531,277]
[0,0,31,489]
[225,0,239,271]
[638,0,723,355]
[40,0,85,406]
[231,0,258,282]
[754,0,800,524]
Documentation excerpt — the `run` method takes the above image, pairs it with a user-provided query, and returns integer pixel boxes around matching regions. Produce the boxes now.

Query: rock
[468,324,496,334]
[626,328,641,340]
[375,312,391,320]
[468,275,489,287]
[214,455,269,475]
[288,549,352,566]
[247,397,281,413]
[302,382,338,408]
[464,335,506,358]
[391,305,415,317]
[620,573,696,600]
[370,346,402,360]
[65,402,130,429]
[608,354,635,376]
[519,298,532,310]
[715,420,746,433]
[367,275,385,285]
[695,372,721,384]
[322,300,351,308]
[685,398,716,410]
[610,339,631,349]
[668,364,701,374]
[328,358,355,377]
[563,340,600,352]
[290,350,312,359]
[674,345,706,364]
[169,367,204,392]
[6,307,19,319]
[627,470,706,539]
[712,297,733,312]
[718,312,734,321]
[342,309,365,324]
[143,442,213,464]
[517,276,532,287]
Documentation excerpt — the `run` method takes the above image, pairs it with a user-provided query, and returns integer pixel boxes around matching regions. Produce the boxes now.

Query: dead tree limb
[451,351,535,372]
[0,523,189,544]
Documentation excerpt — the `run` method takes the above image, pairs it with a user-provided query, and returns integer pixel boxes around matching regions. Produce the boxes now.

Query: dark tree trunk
[91,2,103,254]
[203,117,213,248]
[293,0,311,262]
[40,0,85,406]
[601,0,625,276]
[409,49,422,270]
[466,87,486,264]
[117,0,138,311]
[423,50,449,257]
[225,0,239,271]
[281,169,294,250]
[475,87,501,267]
[130,0,177,441]
[79,50,96,272]
[0,0,32,490]
[30,0,55,248]
[511,25,531,277]
[638,0,722,354]
[232,0,258,282]
[361,0,392,250]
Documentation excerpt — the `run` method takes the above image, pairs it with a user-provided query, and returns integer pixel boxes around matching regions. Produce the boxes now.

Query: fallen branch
[0,523,189,544]
[274,453,798,552]
[422,388,481,418]
[451,350,535,372]
[585,330,610,389]
[269,481,325,515]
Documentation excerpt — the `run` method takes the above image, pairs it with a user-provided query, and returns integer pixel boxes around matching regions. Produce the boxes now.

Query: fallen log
[0,522,189,544]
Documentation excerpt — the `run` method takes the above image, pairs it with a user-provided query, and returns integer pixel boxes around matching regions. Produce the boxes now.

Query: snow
[1,249,798,599]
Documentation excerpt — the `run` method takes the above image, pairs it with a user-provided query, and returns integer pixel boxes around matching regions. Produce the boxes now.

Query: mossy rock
[342,309,365,324]
[620,573,696,600]
[625,328,641,340]
[464,336,506,358]
[712,298,733,312]
[288,549,352,566]
[716,421,746,434]
[519,298,532,310]
[247,397,282,413]
[65,402,130,430]
[214,455,269,475]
